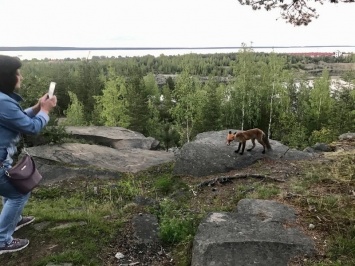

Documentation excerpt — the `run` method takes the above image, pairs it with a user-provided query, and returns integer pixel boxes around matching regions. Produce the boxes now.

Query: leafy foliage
[237,0,355,26]
[171,68,200,144]
[309,127,337,145]
[18,50,355,149]
[62,91,86,126]
[94,67,130,127]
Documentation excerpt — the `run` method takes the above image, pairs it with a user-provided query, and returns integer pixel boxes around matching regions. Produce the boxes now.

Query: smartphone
[48,82,56,99]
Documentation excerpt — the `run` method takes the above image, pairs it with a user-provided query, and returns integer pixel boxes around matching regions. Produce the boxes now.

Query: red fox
[233,128,272,155]
[226,131,235,145]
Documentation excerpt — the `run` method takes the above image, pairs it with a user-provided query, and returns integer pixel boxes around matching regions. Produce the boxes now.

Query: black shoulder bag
[0,144,42,194]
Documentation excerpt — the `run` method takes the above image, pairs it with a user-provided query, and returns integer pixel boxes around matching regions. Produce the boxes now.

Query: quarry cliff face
[301,61,355,78]
[154,61,355,88]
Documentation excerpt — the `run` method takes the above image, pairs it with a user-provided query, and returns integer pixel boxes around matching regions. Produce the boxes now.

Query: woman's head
[0,55,22,94]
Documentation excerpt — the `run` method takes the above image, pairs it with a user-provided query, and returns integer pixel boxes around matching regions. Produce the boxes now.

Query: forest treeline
[19,46,355,150]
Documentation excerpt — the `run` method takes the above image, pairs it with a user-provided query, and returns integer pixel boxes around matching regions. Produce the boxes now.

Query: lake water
[2,49,241,60]
[1,47,354,60]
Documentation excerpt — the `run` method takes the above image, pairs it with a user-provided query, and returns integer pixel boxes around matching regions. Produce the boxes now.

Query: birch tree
[219,83,240,128]
[261,52,288,137]
[171,68,199,143]
[233,44,261,130]
[94,67,129,127]
[309,69,334,131]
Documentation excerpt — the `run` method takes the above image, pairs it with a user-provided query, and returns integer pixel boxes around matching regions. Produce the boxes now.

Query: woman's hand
[32,94,49,114]
[40,94,57,114]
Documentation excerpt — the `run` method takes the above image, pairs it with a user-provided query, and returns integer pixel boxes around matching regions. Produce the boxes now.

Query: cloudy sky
[0,0,354,55]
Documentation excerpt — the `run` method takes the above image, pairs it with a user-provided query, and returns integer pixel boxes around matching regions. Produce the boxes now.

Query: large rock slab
[173,130,317,177]
[191,199,316,266]
[65,126,159,150]
[338,132,355,141]
[27,143,174,183]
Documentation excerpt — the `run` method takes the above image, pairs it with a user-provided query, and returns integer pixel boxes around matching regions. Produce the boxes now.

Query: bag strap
[0,161,10,176]
[0,133,29,172]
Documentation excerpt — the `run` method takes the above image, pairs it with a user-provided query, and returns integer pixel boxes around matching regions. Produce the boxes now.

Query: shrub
[309,127,337,145]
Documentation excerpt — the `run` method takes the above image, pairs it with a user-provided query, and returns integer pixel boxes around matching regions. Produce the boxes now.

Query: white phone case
[48,82,56,99]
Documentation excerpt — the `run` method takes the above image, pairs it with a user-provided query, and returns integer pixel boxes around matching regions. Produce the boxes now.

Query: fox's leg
[240,142,246,155]
[247,138,256,151]
[257,138,266,154]
[235,143,242,153]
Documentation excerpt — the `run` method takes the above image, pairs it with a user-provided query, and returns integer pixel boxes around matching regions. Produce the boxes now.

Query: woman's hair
[0,55,22,94]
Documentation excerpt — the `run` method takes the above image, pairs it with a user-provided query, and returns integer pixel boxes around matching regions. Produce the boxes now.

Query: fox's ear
[229,131,232,134]
[233,132,237,134]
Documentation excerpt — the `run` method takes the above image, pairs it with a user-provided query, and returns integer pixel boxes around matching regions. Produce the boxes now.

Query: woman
[0,55,57,254]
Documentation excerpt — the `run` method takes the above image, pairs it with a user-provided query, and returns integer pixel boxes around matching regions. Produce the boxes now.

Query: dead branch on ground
[196,173,285,189]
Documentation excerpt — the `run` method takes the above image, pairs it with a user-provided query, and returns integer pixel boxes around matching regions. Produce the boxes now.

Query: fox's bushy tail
[263,133,272,150]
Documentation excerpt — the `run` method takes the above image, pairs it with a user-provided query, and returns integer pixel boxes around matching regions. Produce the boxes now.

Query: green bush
[153,175,175,195]
[309,127,337,145]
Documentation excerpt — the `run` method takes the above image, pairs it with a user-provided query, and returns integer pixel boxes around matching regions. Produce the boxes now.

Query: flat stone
[191,199,316,266]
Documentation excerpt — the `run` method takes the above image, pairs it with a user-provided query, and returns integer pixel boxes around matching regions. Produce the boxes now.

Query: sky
[0,0,355,58]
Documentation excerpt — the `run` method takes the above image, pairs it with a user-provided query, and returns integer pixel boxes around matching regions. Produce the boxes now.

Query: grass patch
[153,174,177,195]
[251,183,280,199]
[285,155,355,265]
[157,199,200,244]
[2,147,355,265]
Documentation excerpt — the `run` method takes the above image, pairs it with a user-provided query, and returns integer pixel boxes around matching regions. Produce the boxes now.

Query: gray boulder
[65,126,160,150]
[339,132,355,141]
[173,130,316,177]
[132,214,160,245]
[312,142,334,152]
[27,143,174,184]
[191,199,316,266]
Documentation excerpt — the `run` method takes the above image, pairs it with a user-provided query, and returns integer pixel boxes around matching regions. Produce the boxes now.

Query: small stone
[309,223,315,229]
[115,252,125,259]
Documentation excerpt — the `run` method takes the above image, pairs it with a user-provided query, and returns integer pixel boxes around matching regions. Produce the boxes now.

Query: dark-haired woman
[0,55,57,254]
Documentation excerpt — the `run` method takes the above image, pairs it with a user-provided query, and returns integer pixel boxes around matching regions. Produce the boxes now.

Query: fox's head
[226,131,236,145]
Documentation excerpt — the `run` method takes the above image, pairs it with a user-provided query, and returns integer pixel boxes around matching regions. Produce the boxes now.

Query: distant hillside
[301,61,355,77]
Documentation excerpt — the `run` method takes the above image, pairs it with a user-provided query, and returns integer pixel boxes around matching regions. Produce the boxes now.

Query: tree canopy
[237,0,354,26]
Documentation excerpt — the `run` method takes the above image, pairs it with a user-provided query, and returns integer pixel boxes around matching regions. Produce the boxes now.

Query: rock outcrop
[29,143,174,184]
[173,130,317,177]
[25,127,174,184]
[339,132,355,141]
[65,126,160,150]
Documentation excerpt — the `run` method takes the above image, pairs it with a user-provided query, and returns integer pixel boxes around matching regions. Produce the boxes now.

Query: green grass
[157,199,200,244]
[252,184,280,199]
[2,152,355,265]
[153,174,176,195]
[286,157,355,266]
